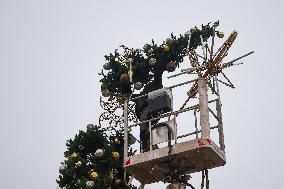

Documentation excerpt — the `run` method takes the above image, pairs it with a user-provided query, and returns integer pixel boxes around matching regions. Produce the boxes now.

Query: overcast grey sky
[0,0,283,188]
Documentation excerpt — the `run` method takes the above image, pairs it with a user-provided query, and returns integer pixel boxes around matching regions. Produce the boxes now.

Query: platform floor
[125,138,226,184]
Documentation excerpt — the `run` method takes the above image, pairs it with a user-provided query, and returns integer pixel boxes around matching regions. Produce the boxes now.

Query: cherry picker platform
[123,78,226,186]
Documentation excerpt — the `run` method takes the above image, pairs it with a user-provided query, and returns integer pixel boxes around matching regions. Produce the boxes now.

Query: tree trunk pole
[198,78,210,139]
[216,99,225,152]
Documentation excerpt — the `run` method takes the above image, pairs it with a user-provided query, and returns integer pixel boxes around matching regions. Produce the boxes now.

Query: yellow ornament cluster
[128,127,132,132]
[89,171,99,180]
[190,26,198,33]
[114,138,120,145]
[163,45,170,53]
[102,90,111,97]
[216,31,224,38]
[114,178,121,185]
[75,161,82,168]
[69,152,78,159]
[116,94,127,104]
[112,152,120,160]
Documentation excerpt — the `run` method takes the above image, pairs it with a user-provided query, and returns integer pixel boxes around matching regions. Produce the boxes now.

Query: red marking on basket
[198,139,205,146]
[125,158,131,166]
[206,138,212,144]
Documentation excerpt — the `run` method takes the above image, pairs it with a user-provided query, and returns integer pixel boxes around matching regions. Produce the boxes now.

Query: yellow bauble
[114,179,121,185]
[163,45,170,53]
[114,138,120,145]
[190,27,198,33]
[89,171,99,180]
[216,31,224,38]
[128,127,132,132]
[117,95,126,104]
[102,90,111,97]
[69,152,78,159]
[112,152,120,160]
[75,161,82,168]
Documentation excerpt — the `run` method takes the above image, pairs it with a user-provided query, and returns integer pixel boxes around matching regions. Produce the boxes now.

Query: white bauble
[95,149,104,157]
[184,31,191,37]
[149,58,156,66]
[147,48,153,54]
[143,44,150,51]
[86,181,95,189]
[166,38,173,45]
[76,179,81,186]
[134,82,143,90]
[59,164,66,173]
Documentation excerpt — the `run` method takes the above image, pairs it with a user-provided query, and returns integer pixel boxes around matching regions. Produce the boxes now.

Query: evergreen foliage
[57,125,136,189]
[100,22,220,96]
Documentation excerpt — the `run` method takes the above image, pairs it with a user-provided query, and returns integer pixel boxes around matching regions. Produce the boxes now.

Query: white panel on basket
[152,119,177,145]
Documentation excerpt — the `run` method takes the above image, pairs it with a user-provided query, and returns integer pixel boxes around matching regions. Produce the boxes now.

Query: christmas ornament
[166,38,173,45]
[69,152,78,159]
[86,181,95,189]
[184,31,191,37]
[120,73,130,84]
[86,124,94,130]
[114,178,121,185]
[128,127,132,132]
[112,152,120,160]
[102,90,111,97]
[76,179,81,186]
[79,145,84,150]
[190,27,198,33]
[134,82,143,90]
[89,171,99,180]
[103,63,110,70]
[143,44,150,51]
[75,161,82,168]
[166,61,176,72]
[147,48,153,54]
[216,31,224,38]
[117,95,126,104]
[59,164,66,173]
[149,58,156,66]
[114,138,120,145]
[163,45,170,53]
[95,149,104,157]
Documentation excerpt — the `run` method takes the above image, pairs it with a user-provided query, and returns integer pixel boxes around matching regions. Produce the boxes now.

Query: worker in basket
[132,81,173,152]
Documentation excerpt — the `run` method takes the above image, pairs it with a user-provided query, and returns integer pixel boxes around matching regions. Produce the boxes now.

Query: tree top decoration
[99,21,224,99]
